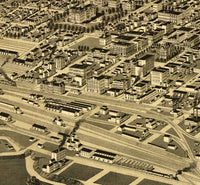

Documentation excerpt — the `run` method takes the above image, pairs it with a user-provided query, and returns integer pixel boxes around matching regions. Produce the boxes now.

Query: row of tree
[77,45,90,51]
[48,21,100,33]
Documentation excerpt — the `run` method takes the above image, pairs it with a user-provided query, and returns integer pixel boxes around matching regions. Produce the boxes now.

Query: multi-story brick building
[54,55,66,70]
[87,75,108,94]
[150,67,169,86]
[122,0,136,11]
[91,0,108,7]
[40,81,65,94]
[152,0,163,12]
[51,148,66,161]
[108,0,120,8]
[69,63,93,78]
[146,28,165,45]
[87,48,109,61]
[99,33,112,46]
[132,54,155,77]
[112,42,137,57]
[69,4,96,23]
[158,42,177,61]
[158,10,183,25]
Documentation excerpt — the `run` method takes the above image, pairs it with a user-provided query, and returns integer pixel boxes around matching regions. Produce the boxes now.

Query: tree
[95,24,99,30]
[63,11,67,17]
[96,7,99,14]
[91,26,94,32]
[83,45,86,51]
[9,32,13,38]
[59,24,63,30]
[79,26,82,32]
[114,14,118,20]
[64,24,67,30]
[26,176,41,185]
[124,10,128,15]
[112,8,115,13]
[75,26,78,31]
[86,27,90,33]
[54,23,58,30]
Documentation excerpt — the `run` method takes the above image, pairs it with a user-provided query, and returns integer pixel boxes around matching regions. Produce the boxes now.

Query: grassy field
[178,121,199,136]
[70,37,101,50]
[137,179,171,185]
[166,128,179,137]
[2,60,31,75]
[0,130,34,148]
[94,172,137,185]
[0,139,16,153]
[154,123,167,131]
[0,158,29,185]
[43,142,59,152]
[128,118,146,127]
[0,119,6,125]
[60,163,103,181]
[0,38,36,56]
[0,53,30,76]
[86,120,115,130]
[150,135,187,157]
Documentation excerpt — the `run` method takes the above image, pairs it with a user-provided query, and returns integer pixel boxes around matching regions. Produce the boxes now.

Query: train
[0,101,23,114]
[146,170,177,180]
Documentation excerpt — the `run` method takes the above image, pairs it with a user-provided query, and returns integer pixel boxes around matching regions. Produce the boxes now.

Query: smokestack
[58,129,69,150]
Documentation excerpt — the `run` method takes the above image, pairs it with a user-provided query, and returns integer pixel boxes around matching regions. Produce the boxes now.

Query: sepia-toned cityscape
[0,0,200,184]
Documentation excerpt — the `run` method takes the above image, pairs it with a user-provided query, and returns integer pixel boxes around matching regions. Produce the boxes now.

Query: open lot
[60,163,103,181]
[0,130,34,148]
[154,123,167,131]
[137,179,171,185]
[43,142,59,152]
[178,121,200,136]
[0,119,6,126]
[94,171,137,185]
[2,60,31,76]
[149,135,187,158]
[86,120,115,130]
[128,117,146,127]
[166,128,179,137]
[0,139,15,153]
[128,117,167,131]
[0,38,36,56]
[70,37,101,50]
[0,157,29,185]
